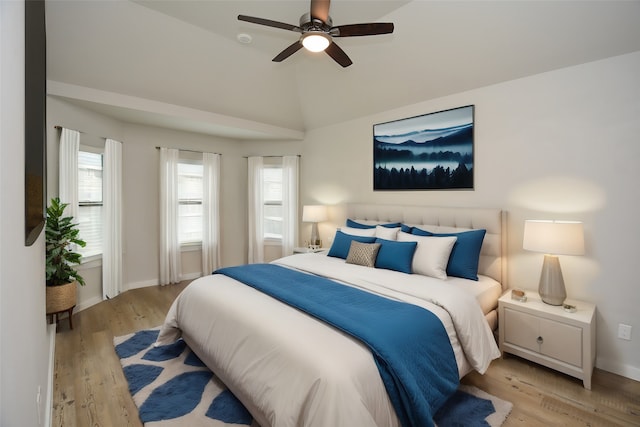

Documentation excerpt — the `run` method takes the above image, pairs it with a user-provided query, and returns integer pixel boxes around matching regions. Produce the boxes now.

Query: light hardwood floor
[53,282,640,427]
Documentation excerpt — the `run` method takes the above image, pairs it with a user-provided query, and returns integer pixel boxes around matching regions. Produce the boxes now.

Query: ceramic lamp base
[538,254,567,306]
[309,222,321,247]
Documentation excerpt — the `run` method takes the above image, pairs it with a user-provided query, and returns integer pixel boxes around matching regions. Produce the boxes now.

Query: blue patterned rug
[114,329,512,427]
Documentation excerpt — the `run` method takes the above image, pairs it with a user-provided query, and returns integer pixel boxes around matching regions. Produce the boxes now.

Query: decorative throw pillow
[375,225,401,240]
[374,238,418,274]
[411,227,486,280]
[346,219,402,229]
[397,232,457,280]
[345,241,381,268]
[339,226,377,237]
[400,224,413,233]
[327,231,377,259]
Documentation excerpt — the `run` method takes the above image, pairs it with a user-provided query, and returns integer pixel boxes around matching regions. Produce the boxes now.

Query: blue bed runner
[214,264,459,427]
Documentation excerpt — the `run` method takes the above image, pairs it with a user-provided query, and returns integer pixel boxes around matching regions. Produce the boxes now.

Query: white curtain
[281,156,299,256]
[159,147,182,285]
[102,139,123,299]
[202,152,221,275]
[247,156,264,263]
[58,128,80,220]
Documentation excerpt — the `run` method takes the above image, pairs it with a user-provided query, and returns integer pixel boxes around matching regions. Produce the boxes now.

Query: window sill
[264,238,283,247]
[78,254,102,269]
[181,243,202,252]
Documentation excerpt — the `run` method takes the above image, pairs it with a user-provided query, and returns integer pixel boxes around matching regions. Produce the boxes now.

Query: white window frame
[77,145,104,264]
[262,162,284,245]
[177,154,204,249]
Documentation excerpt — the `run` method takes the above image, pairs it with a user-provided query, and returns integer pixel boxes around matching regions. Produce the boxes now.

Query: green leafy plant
[45,197,86,287]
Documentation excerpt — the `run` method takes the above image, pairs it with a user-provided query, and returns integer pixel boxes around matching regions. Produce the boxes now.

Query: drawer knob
[537,336,544,344]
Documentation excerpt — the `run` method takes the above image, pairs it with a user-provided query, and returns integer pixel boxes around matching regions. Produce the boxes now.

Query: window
[178,161,203,244]
[263,166,283,240]
[77,150,103,258]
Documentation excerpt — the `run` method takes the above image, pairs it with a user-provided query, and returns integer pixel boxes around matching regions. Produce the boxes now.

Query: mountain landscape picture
[373,105,474,190]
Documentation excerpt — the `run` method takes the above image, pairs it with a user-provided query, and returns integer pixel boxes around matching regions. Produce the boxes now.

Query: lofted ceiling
[45,0,640,140]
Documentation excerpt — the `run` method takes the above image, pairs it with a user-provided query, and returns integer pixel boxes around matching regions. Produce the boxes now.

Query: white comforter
[157,253,500,427]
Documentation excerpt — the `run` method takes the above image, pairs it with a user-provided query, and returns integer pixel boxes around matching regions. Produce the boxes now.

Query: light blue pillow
[374,238,417,274]
[327,231,377,259]
[411,227,486,280]
[346,219,402,229]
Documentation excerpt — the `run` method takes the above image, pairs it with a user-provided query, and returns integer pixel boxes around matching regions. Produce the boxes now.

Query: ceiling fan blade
[325,41,352,68]
[310,0,330,23]
[238,15,301,33]
[272,41,303,62]
[331,23,394,37]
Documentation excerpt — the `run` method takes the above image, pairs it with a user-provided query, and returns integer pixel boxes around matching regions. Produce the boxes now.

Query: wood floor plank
[53,280,640,427]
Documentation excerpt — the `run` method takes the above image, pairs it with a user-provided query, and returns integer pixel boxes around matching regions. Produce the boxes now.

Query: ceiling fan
[238,0,394,68]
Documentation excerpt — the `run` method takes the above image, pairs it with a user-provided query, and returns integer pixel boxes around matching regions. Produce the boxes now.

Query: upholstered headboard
[339,204,507,288]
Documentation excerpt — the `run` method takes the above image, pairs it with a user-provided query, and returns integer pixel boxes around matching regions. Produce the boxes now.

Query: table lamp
[302,205,328,248]
[523,220,585,305]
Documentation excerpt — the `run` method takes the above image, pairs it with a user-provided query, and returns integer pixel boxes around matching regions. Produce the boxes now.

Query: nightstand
[498,291,596,389]
[293,247,327,254]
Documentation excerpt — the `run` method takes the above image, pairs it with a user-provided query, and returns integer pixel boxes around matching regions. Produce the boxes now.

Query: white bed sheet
[157,253,500,427]
[445,275,502,316]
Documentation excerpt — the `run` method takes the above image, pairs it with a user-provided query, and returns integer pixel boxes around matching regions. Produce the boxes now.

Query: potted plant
[45,197,86,325]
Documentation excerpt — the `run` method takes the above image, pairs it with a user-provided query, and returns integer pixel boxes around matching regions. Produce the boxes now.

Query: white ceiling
[45,0,640,140]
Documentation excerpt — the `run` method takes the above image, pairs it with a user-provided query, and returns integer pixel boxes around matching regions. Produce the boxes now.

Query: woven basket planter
[46,281,77,314]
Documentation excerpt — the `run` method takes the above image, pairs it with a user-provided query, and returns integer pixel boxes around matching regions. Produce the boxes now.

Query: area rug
[114,329,512,427]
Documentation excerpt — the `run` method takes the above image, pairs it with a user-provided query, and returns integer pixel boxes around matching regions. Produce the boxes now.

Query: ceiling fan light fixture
[301,32,330,52]
[238,0,394,66]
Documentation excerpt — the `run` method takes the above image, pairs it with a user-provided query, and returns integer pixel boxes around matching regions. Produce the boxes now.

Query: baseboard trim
[127,273,203,290]
[75,295,103,313]
[596,357,640,382]
[45,323,56,427]
[181,272,203,281]
[126,279,159,291]
[75,273,204,313]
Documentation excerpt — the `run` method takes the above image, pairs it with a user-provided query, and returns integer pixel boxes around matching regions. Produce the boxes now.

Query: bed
[157,204,506,427]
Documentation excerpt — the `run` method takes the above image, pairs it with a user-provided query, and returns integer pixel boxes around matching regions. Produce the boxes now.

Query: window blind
[77,150,103,257]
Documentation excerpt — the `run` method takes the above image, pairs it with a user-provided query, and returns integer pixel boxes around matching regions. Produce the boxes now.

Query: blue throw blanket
[214,264,459,427]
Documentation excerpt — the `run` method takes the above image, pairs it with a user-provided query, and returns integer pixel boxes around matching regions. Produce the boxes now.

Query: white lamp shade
[301,32,330,52]
[523,220,585,255]
[302,205,328,223]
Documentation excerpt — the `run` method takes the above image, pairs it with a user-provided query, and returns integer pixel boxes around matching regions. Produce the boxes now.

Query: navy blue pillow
[400,224,413,233]
[328,231,377,259]
[374,238,417,274]
[411,227,486,280]
[346,219,402,229]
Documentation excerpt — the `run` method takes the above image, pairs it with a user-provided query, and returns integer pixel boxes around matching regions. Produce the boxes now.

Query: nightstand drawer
[504,307,539,351]
[504,307,582,367]
[539,317,582,367]
[499,292,596,389]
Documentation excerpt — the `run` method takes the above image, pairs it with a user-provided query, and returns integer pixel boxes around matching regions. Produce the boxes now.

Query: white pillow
[339,226,376,237]
[397,231,457,280]
[375,225,401,240]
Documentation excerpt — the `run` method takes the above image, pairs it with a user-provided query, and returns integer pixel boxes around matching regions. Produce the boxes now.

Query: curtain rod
[54,125,84,134]
[155,146,221,155]
[243,155,301,158]
[54,125,114,142]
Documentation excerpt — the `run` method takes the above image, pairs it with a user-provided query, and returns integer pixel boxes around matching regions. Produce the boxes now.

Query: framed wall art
[25,0,47,245]
[373,105,474,190]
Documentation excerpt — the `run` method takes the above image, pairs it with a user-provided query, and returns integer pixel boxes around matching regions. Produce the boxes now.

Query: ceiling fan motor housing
[300,13,332,32]
[237,0,394,67]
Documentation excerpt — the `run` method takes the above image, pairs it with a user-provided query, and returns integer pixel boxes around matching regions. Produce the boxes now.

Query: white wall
[45,50,640,382]
[46,98,124,308]
[296,51,640,380]
[118,123,247,281]
[47,97,249,308]
[1,2,51,426]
